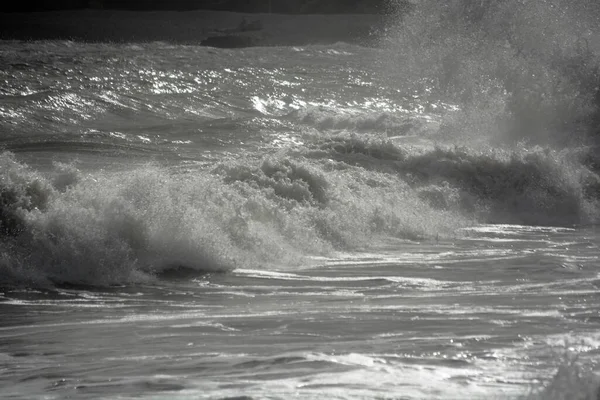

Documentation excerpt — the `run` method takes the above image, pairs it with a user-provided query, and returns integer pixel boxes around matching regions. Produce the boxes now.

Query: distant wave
[290,107,415,133]
[301,132,600,226]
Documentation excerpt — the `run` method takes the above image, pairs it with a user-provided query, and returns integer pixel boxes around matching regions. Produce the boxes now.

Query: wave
[0,152,244,287]
[289,107,416,133]
[3,2,600,288]
[2,125,599,287]
[300,132,600,226]
[0,149,467,287]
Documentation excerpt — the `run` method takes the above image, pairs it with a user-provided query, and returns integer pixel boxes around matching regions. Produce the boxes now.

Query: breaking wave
[301,132,600,226]
[2,0,600,289]
[1,127,598,287]
[0,149,466,287]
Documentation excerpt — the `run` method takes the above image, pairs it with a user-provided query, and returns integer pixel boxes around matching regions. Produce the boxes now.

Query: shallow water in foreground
[2,225,599,399]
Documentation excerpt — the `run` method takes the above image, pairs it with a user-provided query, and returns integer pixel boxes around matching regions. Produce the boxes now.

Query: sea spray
[382,0,600,147]
[522,351,600,400]
[2,128,599,288]
[300,131,600,225]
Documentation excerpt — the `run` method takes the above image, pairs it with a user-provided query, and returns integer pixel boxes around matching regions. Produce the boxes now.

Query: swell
[0,40,255,147]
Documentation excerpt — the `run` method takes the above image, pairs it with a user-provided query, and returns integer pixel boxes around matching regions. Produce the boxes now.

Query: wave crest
[303,132,600,225]
[0,150,469,287]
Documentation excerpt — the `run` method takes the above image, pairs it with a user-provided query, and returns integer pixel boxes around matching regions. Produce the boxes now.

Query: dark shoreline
[0,9,385,47]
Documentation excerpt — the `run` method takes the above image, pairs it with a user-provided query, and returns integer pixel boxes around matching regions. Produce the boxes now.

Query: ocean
[1,2,600,399]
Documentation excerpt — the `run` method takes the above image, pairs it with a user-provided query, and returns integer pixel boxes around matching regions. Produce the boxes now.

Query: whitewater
[1,2,600,399]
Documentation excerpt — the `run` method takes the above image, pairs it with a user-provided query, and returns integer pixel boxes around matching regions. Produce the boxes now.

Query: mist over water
[1,2,600,399]
[375,0,600,224]
[383,0,600,145]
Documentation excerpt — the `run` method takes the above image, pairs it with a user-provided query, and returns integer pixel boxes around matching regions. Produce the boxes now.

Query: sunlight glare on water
[1,0,600,398]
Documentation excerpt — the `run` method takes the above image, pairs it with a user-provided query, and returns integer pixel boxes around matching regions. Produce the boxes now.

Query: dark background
[1,0,404,14]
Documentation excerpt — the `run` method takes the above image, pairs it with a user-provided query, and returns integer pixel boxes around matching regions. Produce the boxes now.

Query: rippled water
[2,225,600,399]
[1,3,600,398]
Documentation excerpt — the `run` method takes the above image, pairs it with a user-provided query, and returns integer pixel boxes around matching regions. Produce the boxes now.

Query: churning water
[1,1,600,398]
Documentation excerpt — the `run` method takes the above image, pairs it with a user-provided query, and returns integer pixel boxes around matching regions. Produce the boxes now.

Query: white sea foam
[0,149,470,286]
[1,122,599,287]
